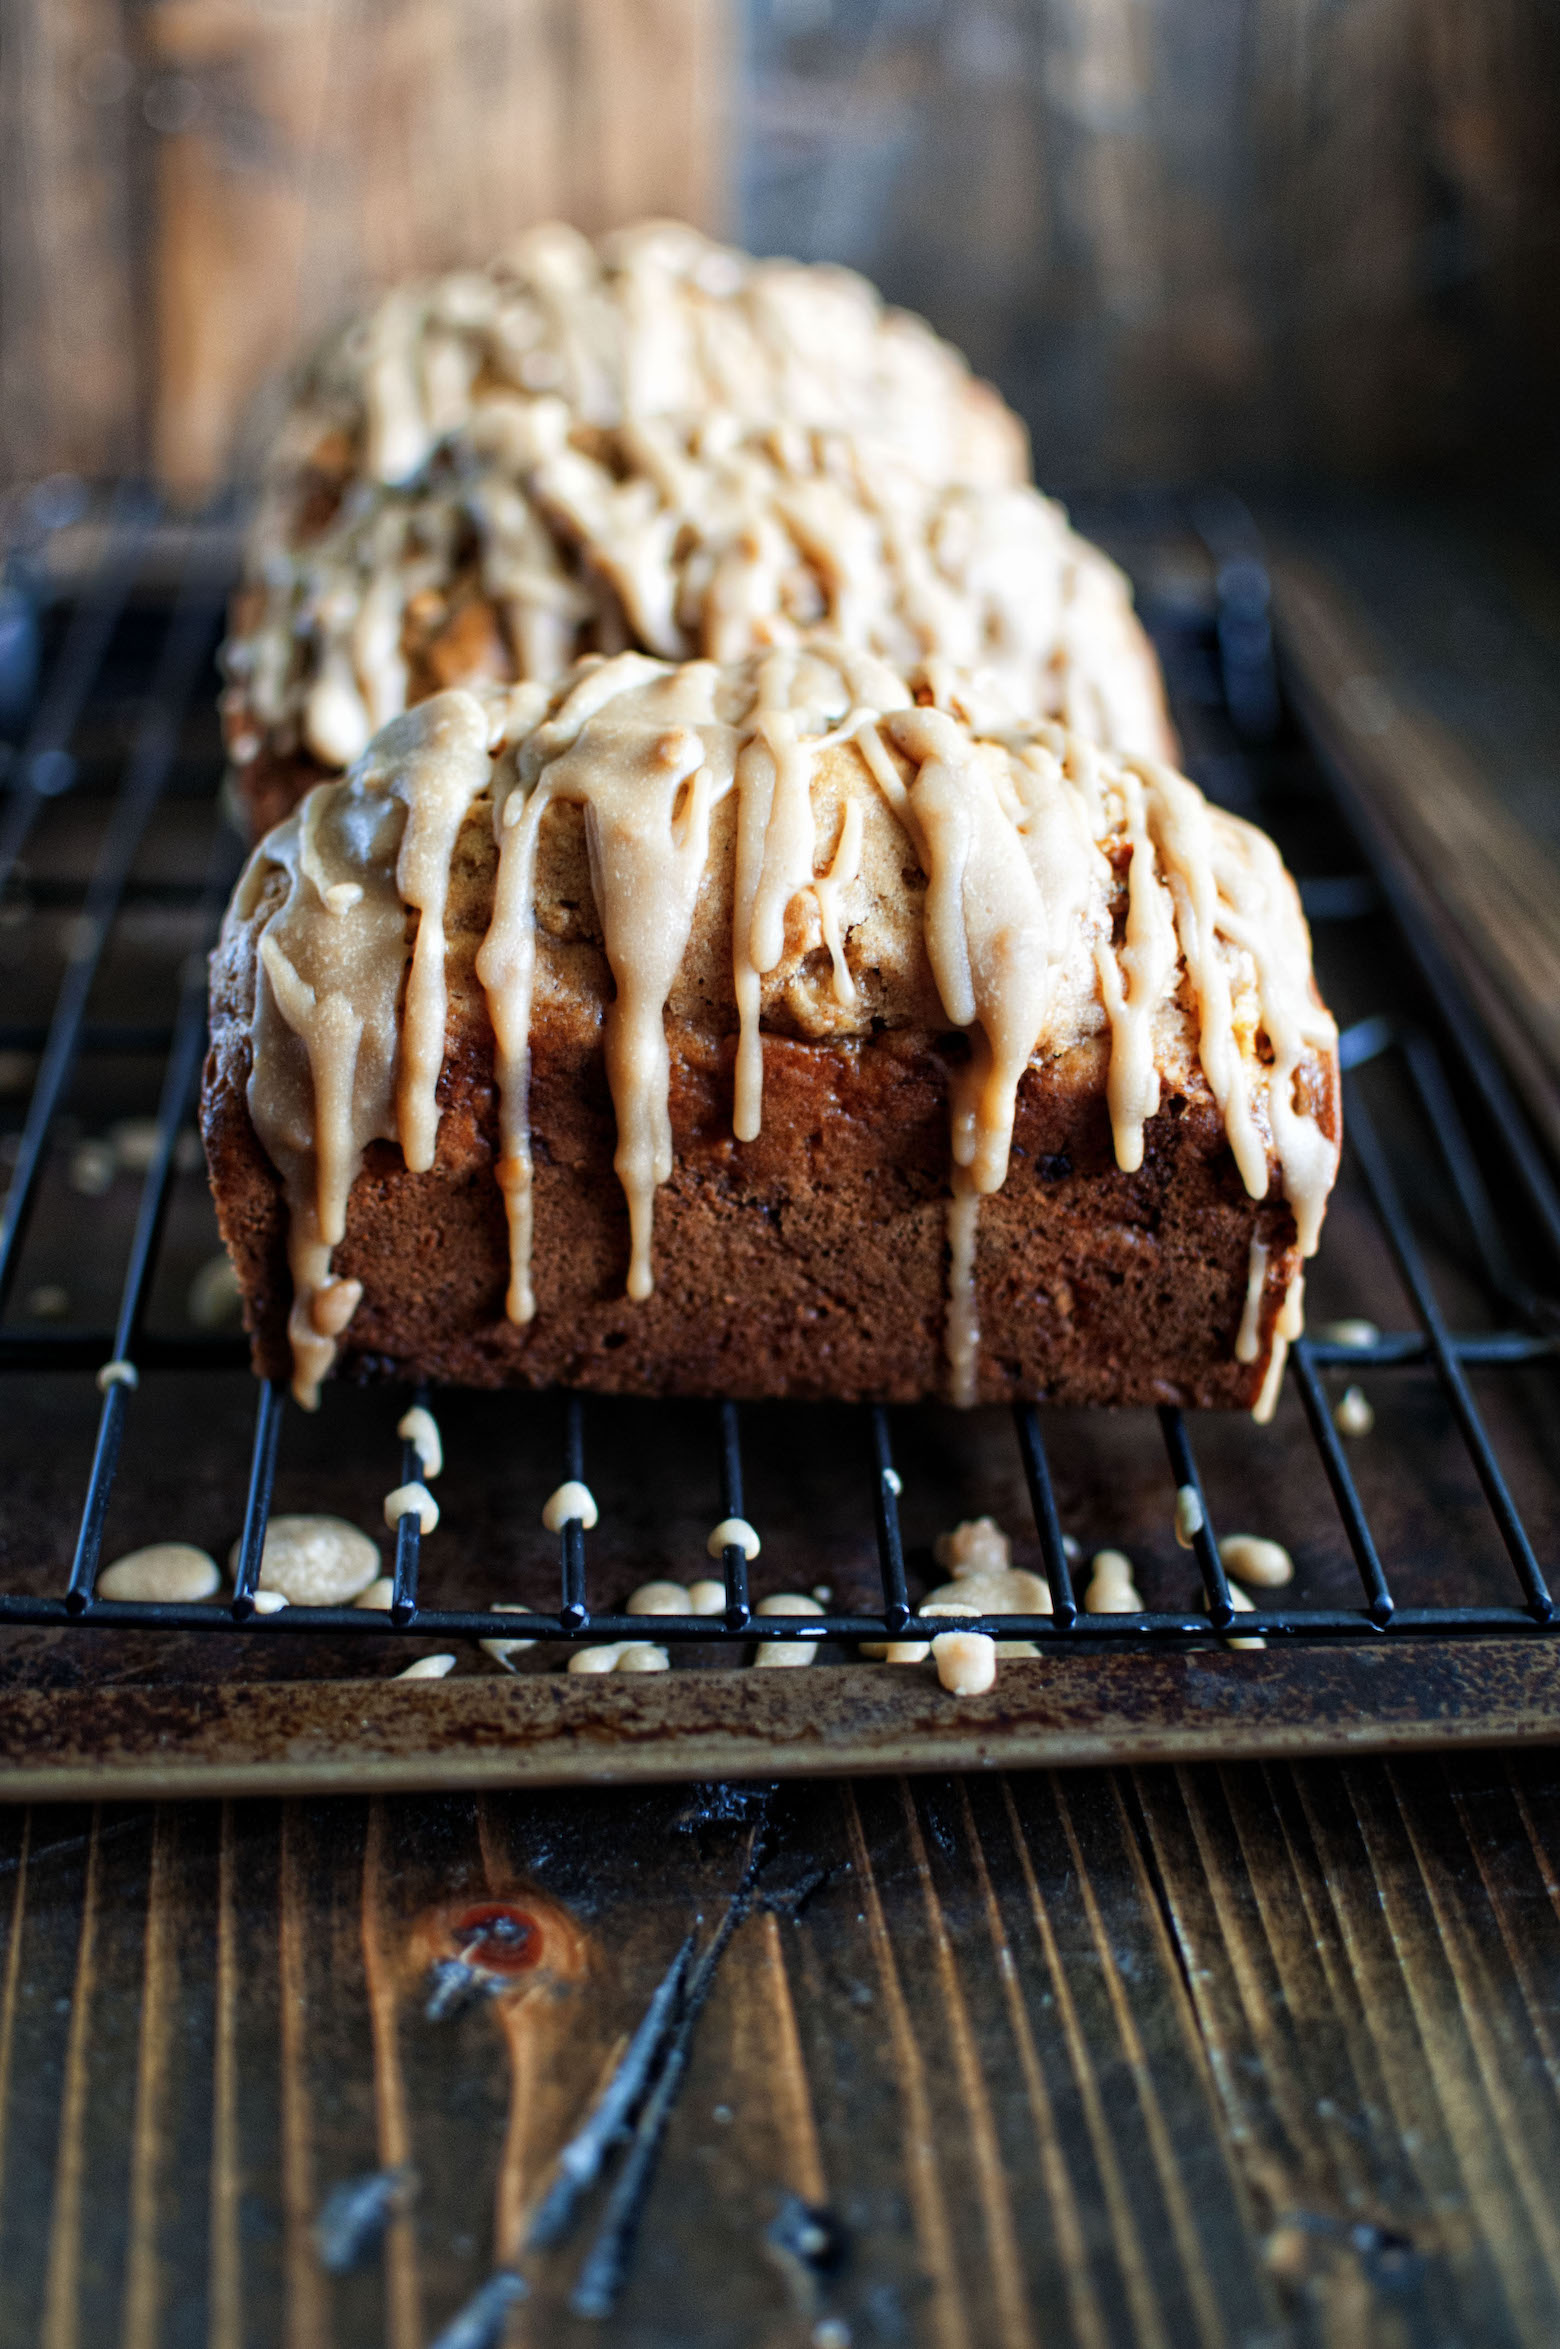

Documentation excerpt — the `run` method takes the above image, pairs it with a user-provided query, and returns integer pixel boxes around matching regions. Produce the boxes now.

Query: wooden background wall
[2,0,1557,496]
[743,0,1560,490]
[0,0,727,494]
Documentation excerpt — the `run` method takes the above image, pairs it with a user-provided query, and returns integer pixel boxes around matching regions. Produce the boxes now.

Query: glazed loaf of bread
[202,649,1339,1414]
[268,220,1029,494]
[220,223,1173,834]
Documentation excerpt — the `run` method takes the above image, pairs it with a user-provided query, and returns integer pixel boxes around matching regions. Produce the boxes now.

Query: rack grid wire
[1,489,1557,1664]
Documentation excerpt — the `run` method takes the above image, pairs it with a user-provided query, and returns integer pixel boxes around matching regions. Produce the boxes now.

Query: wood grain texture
[37,1809,100,2349]
[209,1804,243,2349]
[6,0,1559,489]
[1273,550,1560,1155]
[2,1762,1558,2341]
[360,1799,423,2349]
[145,0,729,490]
[843,1782,971,2349]
[0,0,141,481]
[745,0,1560,489]
[0,0,729,492]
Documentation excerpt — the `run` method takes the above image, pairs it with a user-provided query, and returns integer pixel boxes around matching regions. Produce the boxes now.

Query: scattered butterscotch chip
[542,1480,598,1532]
[1085,1549,1143,1613]
[99,1542,219,1602]
[110,1117,164,1174]
[1334,1385,1374,1438]
[188,1253,242,1329]
[931,1629,996,1695]
[1225,1587,1266,1650]
[384,1481,439,1535]
[933,1516,1011,1577]
[754,1592,824,1667]
[566,1641,669,1675]
[230,1514,380,1606]
[70,1139,116,1197]
[1220,1534,1294,1588]
[479,1603,537,1669]
[707,1517,760,1562]
[864,1634,931,1664]
[1319,1318,1379,1350]
[396,1404,443,1478]
[863,1561,1048,1661]
[626,1580,692,1616]
[1264,2222,1312,2285]
[614,1643,671,1673]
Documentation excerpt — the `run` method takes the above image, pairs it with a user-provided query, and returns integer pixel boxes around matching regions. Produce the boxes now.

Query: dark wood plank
[0,1809,100,2348]
[1271,547,1560,1155]
[1292,1759,1540,2342]
[747,0,1560,487]
[7,0,1560,488]
[1134,1761,1482,2341]
[144,0,729,492]
[841,1775,1033,2349]
[0,1763,1557,2340]
[119,1805,223,2349]
[1358,1759,1560,2338]
[0,0,140,482]
[1,0,730,492]
[775,1781,966,2348]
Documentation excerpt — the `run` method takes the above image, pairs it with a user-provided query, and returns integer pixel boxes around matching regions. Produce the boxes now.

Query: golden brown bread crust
[203,780,1333,1405]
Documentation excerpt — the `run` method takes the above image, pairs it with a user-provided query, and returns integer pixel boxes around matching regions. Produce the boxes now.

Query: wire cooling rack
[0,485,1558,1682]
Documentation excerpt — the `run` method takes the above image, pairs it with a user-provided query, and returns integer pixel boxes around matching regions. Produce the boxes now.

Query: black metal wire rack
[1,485,1557,1665]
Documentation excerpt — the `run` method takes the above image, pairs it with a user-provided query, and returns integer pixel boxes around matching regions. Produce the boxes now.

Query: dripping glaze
[227,410,1174,797]
[225,216,1046,788]
[236,652,1339,1408]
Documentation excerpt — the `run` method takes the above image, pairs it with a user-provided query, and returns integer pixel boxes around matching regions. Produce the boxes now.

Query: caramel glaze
[226,217,1040,797]
[228,649,1339,1409]
[269,221,1026,499]
[224,415,1174,798]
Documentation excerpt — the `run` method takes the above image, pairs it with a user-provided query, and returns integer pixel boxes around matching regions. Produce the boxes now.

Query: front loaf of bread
[202,648,1339,1414]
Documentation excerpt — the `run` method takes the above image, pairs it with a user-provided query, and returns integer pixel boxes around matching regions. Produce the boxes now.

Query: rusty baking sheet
[2,1643,1560,1803]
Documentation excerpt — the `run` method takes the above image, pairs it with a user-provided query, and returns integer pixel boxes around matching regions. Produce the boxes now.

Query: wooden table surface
[3,1754,1559,2348]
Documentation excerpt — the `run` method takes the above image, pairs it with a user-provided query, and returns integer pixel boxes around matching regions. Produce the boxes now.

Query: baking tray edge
[4,1642,1558,1799]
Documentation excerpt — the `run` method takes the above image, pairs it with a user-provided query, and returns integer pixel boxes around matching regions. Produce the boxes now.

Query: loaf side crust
[204,917,1324,1409]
